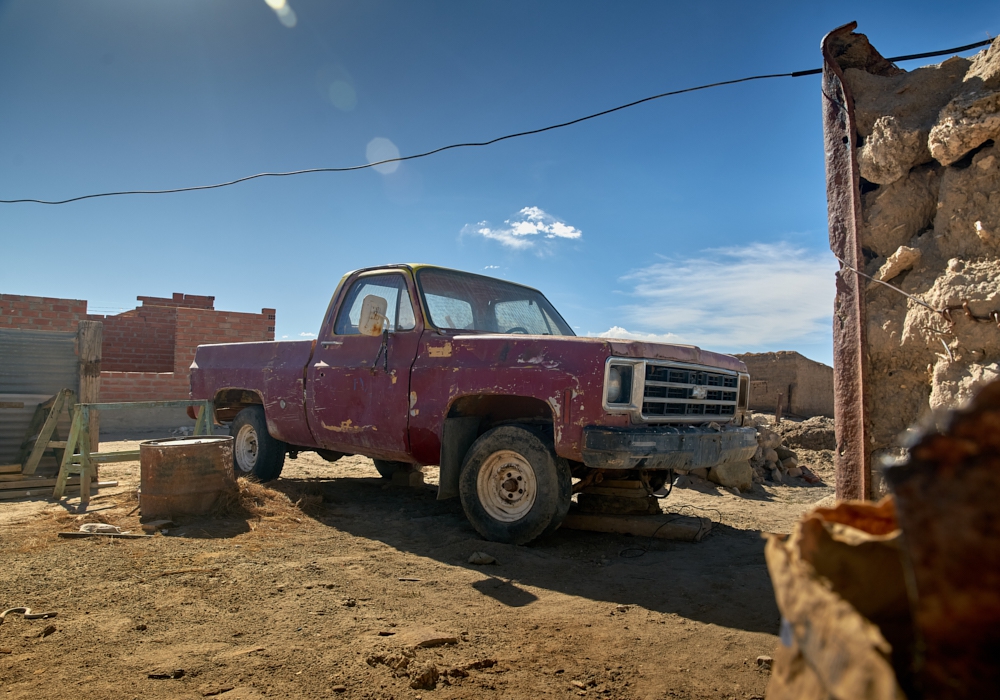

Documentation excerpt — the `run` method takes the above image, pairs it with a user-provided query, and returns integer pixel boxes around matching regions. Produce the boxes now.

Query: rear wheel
[230,406,286,482]
[459,425,571,545]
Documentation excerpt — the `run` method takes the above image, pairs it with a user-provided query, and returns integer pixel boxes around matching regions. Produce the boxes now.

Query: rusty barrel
[139,436,236,519]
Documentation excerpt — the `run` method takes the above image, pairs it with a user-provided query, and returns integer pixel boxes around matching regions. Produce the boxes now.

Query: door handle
[321,341,343,347]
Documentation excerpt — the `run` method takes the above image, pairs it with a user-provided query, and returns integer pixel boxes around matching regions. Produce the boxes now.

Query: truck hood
[453,334,746,373]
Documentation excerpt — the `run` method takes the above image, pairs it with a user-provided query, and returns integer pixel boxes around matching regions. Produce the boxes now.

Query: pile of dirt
[840,35,1000,490]
[772,416,837,452]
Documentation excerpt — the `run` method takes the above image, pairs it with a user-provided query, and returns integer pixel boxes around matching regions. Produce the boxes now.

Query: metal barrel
[139,436,235,519]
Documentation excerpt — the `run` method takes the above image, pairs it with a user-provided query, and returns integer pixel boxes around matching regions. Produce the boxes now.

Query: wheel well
[447,394,553,435]
[213,388,264,423]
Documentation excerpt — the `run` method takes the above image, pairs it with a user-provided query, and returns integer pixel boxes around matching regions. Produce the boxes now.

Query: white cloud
[464,206,582,250]
[484,265,500,270]
[592,242,837,351]
[299,332,316,338]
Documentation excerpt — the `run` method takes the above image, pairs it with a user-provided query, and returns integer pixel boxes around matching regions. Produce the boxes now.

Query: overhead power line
[1,37,992,206]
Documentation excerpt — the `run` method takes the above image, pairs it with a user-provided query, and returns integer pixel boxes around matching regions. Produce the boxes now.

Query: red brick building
[1,292,275,402]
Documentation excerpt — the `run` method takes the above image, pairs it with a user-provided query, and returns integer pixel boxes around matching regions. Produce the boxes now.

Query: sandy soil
[0,440,834,700]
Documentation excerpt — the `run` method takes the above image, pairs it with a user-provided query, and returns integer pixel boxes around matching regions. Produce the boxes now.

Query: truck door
[305,271,422,461]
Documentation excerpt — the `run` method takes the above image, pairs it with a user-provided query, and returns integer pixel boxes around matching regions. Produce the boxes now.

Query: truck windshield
[416,268,575,336]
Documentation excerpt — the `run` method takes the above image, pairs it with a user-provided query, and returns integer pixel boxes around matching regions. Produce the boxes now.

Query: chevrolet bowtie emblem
[691,386,709,399]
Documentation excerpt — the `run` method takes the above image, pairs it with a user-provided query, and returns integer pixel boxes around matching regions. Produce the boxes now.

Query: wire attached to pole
[1,37,993,206]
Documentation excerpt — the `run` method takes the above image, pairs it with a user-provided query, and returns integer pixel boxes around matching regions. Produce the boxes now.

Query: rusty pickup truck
[190,264,756,544]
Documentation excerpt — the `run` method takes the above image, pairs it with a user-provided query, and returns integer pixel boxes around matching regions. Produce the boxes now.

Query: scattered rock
[135,624,147,631]
[140,520,175,533]
[409,665,440,690]
[929,91,1000,166]
[786,467,803,478]
[331,685,347,693]
[756,655,773,670]
[393,627,459,649]
[763,448,779,464]
[689,467,709,480]
[770,468,783,484]
[775,445,797,462]
[707,461,753,492]
[780,456,798,471]
[148,669,185,680]
[875,245,922,282]
[341,598,356,607]
[468,552,496,565]
[201,684,235,697]
[39,625,56,638]
[724,486,742,496]
[616,605,629,613]
[366,653,411,675]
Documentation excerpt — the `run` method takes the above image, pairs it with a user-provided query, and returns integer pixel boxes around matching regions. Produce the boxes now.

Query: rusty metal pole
[821,22,874,501]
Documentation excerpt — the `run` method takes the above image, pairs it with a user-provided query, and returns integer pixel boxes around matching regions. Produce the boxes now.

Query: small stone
[775,446,797,461]
[786,467,803,478]
[780,456,798,471]
[725,486,741,496]
[201,685,235,697]
[468,552,496,565]
[40,625,57,638]
[331,685,347,693]
[708,461,753,492]
[135,624,147,631]
[875,245,922,283]
[341,598,356,607]
[770,468,783,484]
[763,448,779,464]
[756,655,773,670]
[409,665,440,690]
[689,467,709,480]
[616,605,629,613]
[571,680,587,689]
[148,669,185,680]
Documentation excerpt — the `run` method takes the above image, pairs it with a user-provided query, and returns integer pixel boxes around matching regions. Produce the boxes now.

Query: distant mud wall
[828,29,1000,496]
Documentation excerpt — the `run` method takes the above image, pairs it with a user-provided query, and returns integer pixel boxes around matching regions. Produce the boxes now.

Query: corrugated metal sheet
[0,394,72,470]
[0,328,80,469]
[0,328,79,396]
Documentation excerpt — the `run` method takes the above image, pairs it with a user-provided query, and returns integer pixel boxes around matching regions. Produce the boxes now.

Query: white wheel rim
[235,424,259,473]
[476,450,537,523]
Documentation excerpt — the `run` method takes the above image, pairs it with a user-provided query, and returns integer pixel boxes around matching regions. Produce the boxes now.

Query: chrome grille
[641,362,738,420]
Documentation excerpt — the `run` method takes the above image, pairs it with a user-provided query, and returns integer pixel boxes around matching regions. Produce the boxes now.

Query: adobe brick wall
[736,351,834,418]
[2,292,276,403]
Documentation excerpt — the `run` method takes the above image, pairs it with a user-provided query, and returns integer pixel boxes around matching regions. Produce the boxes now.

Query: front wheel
[230,406,286,482]
[459,425,571,545]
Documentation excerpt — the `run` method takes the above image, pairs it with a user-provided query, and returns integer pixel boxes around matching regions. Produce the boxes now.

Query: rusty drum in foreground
[139,436,236,519]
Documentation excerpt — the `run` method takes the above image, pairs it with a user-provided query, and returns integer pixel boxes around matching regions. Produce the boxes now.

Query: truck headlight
[606,365,633,404]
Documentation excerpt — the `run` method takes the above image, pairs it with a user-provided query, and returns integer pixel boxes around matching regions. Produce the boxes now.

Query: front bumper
[582,425,757,471]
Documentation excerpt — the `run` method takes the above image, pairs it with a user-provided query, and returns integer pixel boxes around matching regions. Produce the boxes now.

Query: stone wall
[836,33,1000,493]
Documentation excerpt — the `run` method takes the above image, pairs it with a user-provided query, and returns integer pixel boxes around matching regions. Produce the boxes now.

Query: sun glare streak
[263,0,297,27]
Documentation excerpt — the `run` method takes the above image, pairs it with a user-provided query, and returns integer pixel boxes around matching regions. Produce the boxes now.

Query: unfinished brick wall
[1,292,275,402]
[0,295,88,332]
[736,351,835,418]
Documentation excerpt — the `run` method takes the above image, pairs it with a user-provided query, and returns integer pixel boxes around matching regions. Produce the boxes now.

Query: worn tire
[230,406,286,482]
[459,425,571,545]
[372,459,414,479]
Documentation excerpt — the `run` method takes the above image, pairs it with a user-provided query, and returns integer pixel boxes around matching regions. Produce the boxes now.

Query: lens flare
[366,138,401,174]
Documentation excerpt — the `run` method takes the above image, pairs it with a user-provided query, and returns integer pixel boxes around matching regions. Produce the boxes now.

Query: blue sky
[1,1,996,366]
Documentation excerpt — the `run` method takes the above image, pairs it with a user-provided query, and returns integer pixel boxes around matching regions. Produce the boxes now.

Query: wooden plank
[0,477,83,490]
[0,401,25,409]
[0,481,117,501]
[58,531,150,539]
[77,320,103,452]
[48,441,68,448]
[90,450,141,463]
[0,465,22,474]
[53,408,83,499]
[22,390,69,476]
[561,511,712,543]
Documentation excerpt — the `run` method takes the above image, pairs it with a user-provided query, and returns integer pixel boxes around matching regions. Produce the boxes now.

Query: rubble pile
[772,415,837,451]
[841,36,1000,487]
[747,417,821,485]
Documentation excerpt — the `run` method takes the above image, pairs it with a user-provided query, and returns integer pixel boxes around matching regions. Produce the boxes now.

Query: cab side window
[334,273,416,335]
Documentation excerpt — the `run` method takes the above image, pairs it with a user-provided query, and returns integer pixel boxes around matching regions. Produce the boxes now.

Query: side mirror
[359,295,389,336]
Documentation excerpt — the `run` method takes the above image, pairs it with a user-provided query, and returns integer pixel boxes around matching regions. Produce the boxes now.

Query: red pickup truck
[191,264,755,544]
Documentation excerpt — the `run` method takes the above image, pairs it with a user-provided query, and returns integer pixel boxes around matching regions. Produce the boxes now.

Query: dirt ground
[0,431,835,700]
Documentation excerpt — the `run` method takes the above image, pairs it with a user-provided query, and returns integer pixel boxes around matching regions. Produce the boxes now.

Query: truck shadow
[269,475,781,636]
